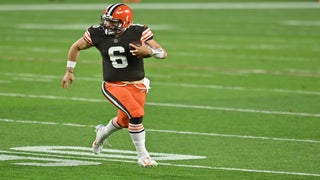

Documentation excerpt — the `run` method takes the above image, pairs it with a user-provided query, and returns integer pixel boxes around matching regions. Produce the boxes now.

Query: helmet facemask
[101,15,124,36]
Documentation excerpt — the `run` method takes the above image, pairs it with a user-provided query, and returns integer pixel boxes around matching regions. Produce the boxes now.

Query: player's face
[102,19,123,35]
[104,20,120,29]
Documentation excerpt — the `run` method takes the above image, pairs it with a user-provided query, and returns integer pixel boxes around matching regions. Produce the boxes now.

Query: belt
[106,79,144,85]
[121,79,144,84]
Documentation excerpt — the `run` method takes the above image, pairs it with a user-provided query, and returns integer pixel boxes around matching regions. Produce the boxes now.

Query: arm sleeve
[140,26,154,42]
[83,28,94,46]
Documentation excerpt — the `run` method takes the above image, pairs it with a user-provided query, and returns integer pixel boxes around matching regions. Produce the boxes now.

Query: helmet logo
[115,10,123,15]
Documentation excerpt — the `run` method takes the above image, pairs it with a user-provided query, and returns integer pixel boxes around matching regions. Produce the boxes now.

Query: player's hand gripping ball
[129,41,152,58]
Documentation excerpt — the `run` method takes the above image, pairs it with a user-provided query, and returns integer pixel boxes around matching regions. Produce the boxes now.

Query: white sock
[129,123,149,158]
[102,118,122,138]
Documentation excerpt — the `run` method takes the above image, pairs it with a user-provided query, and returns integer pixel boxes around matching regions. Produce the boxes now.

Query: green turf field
[0,0,319,179]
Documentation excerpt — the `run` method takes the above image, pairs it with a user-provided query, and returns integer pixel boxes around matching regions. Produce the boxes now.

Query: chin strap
[104,29,115,36]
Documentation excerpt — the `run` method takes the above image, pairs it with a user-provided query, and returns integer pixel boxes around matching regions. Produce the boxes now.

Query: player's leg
[92,82,127,154]
[128,117,148,157]
[113,108,155,164]
[128,84,157,167]
[128,117,157,167]
[102,82,145,124]
[103,84,151,159]
[92,117,122,154]
[114,112,158,167]
[101,82,157,166]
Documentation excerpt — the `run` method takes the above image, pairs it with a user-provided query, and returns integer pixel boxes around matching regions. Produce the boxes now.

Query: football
[131,40,142,46]
[129,41,151,50]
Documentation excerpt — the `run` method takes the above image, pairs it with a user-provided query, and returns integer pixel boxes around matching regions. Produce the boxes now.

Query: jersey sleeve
[140,26,154,42]
[83,27,94,46]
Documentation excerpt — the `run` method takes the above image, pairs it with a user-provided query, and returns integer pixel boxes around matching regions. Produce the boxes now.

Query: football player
[61,3,167,167]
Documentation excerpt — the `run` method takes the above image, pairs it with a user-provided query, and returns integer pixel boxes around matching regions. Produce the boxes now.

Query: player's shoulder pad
[130,24,150,31]
[86,25,104,32]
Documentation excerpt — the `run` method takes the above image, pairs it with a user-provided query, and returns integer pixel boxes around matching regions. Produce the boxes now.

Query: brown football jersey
[83,24,153,81]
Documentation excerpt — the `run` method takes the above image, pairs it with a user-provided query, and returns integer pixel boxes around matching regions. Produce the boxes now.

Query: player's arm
[61,38,92,89]
[145,39,167,59]
[129,39,167,59]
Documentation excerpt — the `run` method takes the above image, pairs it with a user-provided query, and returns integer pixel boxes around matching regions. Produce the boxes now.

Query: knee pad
[130,117,143,124]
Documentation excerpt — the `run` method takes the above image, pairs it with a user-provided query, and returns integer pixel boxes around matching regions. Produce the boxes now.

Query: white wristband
[67,60,76,68]
[151,48,165,59]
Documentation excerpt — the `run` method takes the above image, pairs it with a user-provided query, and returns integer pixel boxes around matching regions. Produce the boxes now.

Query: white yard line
[17,24,175,31]
[1,72,320,95]
[1,149,319,177]
[0,92,319,117]
[0,118,319,144]
[148,129,320,144]
[146,102,320,118]
[160,162,320,177]
[0,80,11,83]
[0,92,320,118]
[154,82,320,95]
[283,20,320,27]
[0,2,318,11]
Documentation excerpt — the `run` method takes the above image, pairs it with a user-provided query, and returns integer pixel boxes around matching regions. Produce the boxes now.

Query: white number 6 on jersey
[108,46,128,68]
